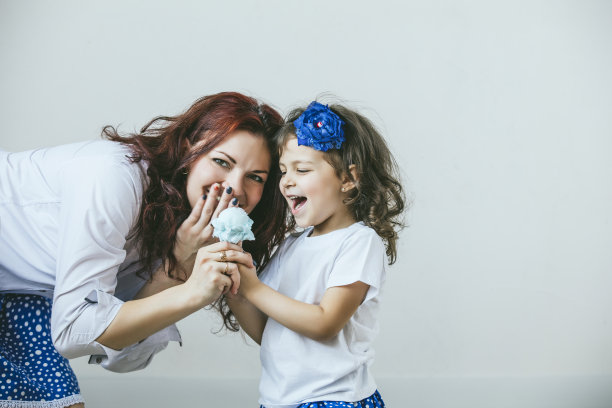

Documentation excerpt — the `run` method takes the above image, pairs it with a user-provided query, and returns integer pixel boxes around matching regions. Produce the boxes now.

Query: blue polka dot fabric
[261,390,385,408]
[0,294,84,406]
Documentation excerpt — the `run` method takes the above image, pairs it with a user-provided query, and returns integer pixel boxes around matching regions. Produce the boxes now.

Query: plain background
[1,1,611,407]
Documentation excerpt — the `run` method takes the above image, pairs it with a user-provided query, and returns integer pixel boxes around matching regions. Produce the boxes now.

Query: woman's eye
[297,169,310,174]
[248,174,265,183]
[213,158,230,168]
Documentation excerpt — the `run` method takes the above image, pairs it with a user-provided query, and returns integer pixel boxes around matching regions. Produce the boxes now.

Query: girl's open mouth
[289,196,307,214]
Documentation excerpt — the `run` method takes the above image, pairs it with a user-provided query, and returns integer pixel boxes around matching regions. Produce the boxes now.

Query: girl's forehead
[280,138,323,162]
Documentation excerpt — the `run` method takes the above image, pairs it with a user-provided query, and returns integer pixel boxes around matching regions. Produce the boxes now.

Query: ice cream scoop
[211,207,255,244]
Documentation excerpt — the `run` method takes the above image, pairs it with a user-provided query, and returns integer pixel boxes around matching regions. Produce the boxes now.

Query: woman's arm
[132,262,183,300]
[238,263,369,342]
[96,284,200,349]
[52,159,240,359]
[96,243,240,350]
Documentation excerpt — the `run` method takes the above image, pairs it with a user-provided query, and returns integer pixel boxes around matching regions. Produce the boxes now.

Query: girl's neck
[310,212,358,237]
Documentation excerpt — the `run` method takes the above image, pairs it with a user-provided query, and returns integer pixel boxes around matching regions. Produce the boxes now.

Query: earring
[341,187,346,192]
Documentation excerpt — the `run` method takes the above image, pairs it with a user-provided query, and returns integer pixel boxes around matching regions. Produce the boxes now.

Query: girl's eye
[213,158,230,168]
[297,169,310,174]
[248,174,265,184]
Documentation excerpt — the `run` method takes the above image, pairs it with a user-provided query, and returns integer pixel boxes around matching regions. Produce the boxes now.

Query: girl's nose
[280,172,294,189]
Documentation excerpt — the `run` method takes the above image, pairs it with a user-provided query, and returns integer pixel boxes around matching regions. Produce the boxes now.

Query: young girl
[224,100,405,407]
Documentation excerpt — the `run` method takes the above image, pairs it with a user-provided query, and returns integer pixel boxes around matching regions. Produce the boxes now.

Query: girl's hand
[183,242,244,308]
[174,183,236,269]
[236,262,259,295]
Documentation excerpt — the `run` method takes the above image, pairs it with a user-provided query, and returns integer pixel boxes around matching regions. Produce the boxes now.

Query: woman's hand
[183,241,251,308]
[173,183,236,271]
[97,242,249,350]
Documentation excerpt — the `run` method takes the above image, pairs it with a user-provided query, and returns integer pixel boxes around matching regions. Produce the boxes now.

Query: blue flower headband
[293,101,345,152]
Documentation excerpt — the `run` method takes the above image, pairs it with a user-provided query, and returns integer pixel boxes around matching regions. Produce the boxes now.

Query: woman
[0,92,286,407]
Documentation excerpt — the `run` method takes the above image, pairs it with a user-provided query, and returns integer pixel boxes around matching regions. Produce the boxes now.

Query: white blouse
[0,140,180,372]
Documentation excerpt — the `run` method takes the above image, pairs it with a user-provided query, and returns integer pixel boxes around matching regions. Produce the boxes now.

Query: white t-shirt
[0,140,180,372]
[258,222,387,408]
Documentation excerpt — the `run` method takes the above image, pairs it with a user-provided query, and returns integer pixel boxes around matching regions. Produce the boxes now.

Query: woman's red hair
[103,92,287,330]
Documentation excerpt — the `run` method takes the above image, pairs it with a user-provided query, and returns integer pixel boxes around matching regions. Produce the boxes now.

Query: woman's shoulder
[59,140,144,179]
[60,141,145,230]
[68,140,134,165]
[52,141,147,209]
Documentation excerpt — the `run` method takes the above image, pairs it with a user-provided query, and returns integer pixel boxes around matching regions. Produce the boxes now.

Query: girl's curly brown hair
[276,103,405,264]
[103,92,287,330]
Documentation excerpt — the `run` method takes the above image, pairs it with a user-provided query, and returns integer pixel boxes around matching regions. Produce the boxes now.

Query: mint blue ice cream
[211,207,255,244]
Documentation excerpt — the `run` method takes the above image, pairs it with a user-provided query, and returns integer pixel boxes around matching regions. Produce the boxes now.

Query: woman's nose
[223,172,245,198]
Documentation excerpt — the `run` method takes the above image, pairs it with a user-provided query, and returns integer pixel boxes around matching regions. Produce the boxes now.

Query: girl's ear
[341,164,359,192]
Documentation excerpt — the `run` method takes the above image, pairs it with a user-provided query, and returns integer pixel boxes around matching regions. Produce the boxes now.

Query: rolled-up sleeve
[84,290,181,373]
[50,154,179,372]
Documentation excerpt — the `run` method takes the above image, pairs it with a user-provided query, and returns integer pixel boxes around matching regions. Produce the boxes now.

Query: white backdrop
[1,1,611,407]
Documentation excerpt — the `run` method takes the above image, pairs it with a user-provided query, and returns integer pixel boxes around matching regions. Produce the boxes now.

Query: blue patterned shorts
[0,294,84,407]
[261,390,385,408]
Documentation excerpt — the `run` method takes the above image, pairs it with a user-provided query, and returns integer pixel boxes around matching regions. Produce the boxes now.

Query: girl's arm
[226,293,267,344]
[238,263,369,342]
[206,248,268,344]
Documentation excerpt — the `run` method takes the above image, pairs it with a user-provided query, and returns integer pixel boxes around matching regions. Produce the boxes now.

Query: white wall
[2,0,612,406]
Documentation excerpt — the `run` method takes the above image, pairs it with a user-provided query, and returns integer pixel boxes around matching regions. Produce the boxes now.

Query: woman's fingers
[211,185,234,219]
[217,271,233,295]
[196,183,222,228]
[222,250,253,269]
[194,183,235,234]
[221,261,241,295]
[210,261,239,296]
[188,257,235,304]
[198,241,243,257]
[184,194,207,227]
[192,241,252,298]
[198,243,253,269]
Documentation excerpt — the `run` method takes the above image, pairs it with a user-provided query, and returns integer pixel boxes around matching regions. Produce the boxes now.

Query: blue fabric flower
[293,101,345,152]
[211,207,255,244]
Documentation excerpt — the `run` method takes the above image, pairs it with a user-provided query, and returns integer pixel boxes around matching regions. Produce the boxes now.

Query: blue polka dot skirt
[261,390,385,408]
[0,294,84,407]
